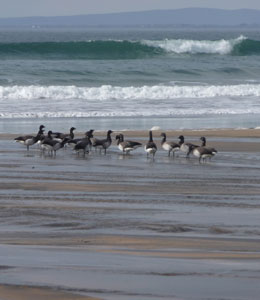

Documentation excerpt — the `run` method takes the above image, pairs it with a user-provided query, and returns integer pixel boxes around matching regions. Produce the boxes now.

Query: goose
[39,130,53,144]
[14,125,45,146]
[39,130,65,151]
[178,135,199,157]
[14,125,45,151]
[145,131,157,158]
[115,133,142,154]
[87,129,95,151]
[74,132,92,156]
[19,133,42,151]
[192,146,217,163]
[192,137,217,162]
[200,137,218,154]
[51,127,76,142]
[67,129,94,149]
[92,130,113,154]
[39,130,54,152]
[41,138,69,156]
[160,133,180,157]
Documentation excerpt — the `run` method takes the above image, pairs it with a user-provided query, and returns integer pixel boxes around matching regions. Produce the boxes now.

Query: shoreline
[3,128,260,153]
[2,127,260,138]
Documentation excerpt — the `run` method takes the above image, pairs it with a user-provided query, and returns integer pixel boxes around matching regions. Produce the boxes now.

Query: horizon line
[1,7,260,20]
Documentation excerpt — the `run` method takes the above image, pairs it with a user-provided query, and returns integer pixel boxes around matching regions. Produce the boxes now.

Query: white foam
[1,83,260,118]
[142,36,245,55]
[150,126,161,131]
[1,82,260,101]
[0,107,259,119]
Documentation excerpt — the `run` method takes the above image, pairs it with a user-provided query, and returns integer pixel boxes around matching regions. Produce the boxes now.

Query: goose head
[86,129,94,138]
[200,136,206,146]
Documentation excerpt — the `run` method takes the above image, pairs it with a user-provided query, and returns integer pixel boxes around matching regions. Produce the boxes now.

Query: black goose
[178,135,199,157]
[51,127,76,142]
[160,133,180,157]
[14,125,45,144]
[20,133,42,151]
[92,130,113,154]
[192,137,217,162]
[41,138,69,156]
[14,125,45,151]
[39,130,54,151]
[74,132,92,156]
[115,133,142,154]
[145,131,157,158]
[67,129,94,149]
[200,137,218,154]
[40,130,53,143]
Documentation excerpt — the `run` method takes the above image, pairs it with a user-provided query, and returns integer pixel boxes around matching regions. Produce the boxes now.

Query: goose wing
[146,141,157,150]
[125,140,142,148]
[168,141,180,149]
[14,135,34,142]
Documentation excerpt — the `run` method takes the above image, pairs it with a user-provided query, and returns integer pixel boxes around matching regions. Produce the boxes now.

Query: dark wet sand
[0,285,99,300]
[0,129,260,300]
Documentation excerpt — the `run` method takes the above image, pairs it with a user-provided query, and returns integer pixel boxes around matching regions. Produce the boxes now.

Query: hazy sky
[1,0,260,18]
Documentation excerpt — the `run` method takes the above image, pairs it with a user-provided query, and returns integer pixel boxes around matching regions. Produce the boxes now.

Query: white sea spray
[142,36,246,55]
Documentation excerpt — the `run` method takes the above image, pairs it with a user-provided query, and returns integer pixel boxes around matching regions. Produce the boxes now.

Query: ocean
[1,27,260,133]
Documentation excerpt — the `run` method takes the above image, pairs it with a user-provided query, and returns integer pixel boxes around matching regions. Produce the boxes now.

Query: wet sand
[0,129,260,299]
[0,285,99,300]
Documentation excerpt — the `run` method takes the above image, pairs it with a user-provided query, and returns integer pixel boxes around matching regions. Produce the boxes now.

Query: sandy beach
[0,128,260,300]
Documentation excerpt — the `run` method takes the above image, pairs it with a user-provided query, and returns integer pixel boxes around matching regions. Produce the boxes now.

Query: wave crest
[1,84,260,101]
[0,36,259,59]
[0,40,162,59]
[143,36,245,55]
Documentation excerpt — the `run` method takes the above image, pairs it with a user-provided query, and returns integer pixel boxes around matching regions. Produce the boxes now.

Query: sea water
[1,27,260,133]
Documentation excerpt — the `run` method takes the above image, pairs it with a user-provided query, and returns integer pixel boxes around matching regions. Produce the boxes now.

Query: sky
[1,0,260,18]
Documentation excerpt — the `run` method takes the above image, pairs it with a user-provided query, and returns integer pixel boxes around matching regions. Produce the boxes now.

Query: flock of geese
[14,125,217,162]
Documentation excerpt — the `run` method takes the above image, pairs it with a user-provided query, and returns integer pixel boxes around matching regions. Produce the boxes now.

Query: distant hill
[1,8,260,27]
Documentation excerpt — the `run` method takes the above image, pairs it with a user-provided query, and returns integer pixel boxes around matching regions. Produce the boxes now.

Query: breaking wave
[0,36,259,59]
[142,35,246,55]
[1,84,260,118]
[1,84,260,100]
